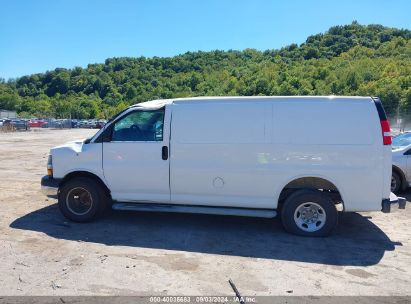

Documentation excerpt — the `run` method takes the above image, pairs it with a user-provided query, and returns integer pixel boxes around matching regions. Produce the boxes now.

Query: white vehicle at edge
[41,96,405,237]
[391,133,411,193]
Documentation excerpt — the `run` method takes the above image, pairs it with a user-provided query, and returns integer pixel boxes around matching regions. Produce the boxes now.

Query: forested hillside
[0,22,410,119]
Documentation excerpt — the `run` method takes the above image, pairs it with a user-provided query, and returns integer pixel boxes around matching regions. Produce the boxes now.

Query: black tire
[58,177,108,222]
[391,171,401,194]
[281,189,338,237]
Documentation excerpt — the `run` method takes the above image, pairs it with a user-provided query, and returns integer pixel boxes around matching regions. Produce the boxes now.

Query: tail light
[373,97,391,146]
[380,120,392,145]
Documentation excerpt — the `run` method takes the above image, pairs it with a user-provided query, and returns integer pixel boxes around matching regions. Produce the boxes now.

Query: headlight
[47,154,53,176]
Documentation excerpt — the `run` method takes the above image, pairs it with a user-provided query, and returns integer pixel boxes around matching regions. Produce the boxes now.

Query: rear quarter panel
[271,98,385,212]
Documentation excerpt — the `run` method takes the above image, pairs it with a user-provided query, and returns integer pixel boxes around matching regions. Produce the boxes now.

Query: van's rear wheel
[58,177,107,222]
[281,189,338,237]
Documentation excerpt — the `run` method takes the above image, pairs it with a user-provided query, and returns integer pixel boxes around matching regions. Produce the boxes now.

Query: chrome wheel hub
[294,202,326,232]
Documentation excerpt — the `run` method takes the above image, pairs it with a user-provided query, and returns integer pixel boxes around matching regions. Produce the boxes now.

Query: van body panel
[269,144,383,211]
[52,96,390,213]
[170,101,274,207]
[272,100,377,145]
[103,142,170,202]
[167,96,386,211]
[101,105,172,202]
[271,98,384,211]
[51,140,105,182]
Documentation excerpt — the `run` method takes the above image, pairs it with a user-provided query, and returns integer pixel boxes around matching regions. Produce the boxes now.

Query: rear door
[102,106,171,202]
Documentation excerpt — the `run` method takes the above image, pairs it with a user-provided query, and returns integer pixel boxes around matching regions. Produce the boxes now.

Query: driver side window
[112,109,164,142]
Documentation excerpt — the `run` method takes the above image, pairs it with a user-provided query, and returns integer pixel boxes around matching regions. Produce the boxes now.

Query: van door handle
[162,146,168,160]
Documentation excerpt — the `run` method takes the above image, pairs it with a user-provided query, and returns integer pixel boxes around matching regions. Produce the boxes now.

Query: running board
[111,202,277,218]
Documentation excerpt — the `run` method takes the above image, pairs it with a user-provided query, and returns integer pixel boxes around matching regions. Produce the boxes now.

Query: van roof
[131,96,374,109]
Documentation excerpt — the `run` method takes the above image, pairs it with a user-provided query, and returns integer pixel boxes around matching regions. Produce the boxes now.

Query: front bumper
[41,175,61,196]
[381,192,407,213]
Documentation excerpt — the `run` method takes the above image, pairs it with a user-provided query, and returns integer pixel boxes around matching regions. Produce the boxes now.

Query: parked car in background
[12,119,30,130]
[89,120,98,128]
[391,133,411,193]
[71,119,79,128]
[77,120,89,128]
[29,119,47,128]
[96,120,106,129]
[77,120,99,129]
[41,96,405,237]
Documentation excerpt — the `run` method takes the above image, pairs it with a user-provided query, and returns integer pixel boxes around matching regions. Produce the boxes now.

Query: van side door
[169,101,273,208]
[102,106,170,202]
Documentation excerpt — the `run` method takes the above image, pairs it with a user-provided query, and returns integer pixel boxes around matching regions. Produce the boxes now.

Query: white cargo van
[41,96,405,236]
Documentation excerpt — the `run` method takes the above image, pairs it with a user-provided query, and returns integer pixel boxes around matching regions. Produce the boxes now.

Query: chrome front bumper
[381,192,407,213]
[41,175,60,196]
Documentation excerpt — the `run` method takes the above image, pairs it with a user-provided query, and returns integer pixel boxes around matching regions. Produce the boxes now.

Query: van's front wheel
[58,177,107,222]
[281,189,338,237]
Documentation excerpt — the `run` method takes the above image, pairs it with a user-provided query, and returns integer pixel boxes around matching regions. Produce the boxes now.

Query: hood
[52,138,87,153]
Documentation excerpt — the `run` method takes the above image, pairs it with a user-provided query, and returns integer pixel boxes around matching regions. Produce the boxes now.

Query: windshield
[392,133,411,149]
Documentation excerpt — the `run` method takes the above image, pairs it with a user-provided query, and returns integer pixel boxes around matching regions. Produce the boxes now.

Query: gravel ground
[0,129,410,296]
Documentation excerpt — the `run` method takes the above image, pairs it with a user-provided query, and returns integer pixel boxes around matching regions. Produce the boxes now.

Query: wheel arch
[275,175,345,210]
[59,170,111,196]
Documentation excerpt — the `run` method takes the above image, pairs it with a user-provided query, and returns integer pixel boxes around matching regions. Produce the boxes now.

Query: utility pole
[397,103,402,132]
